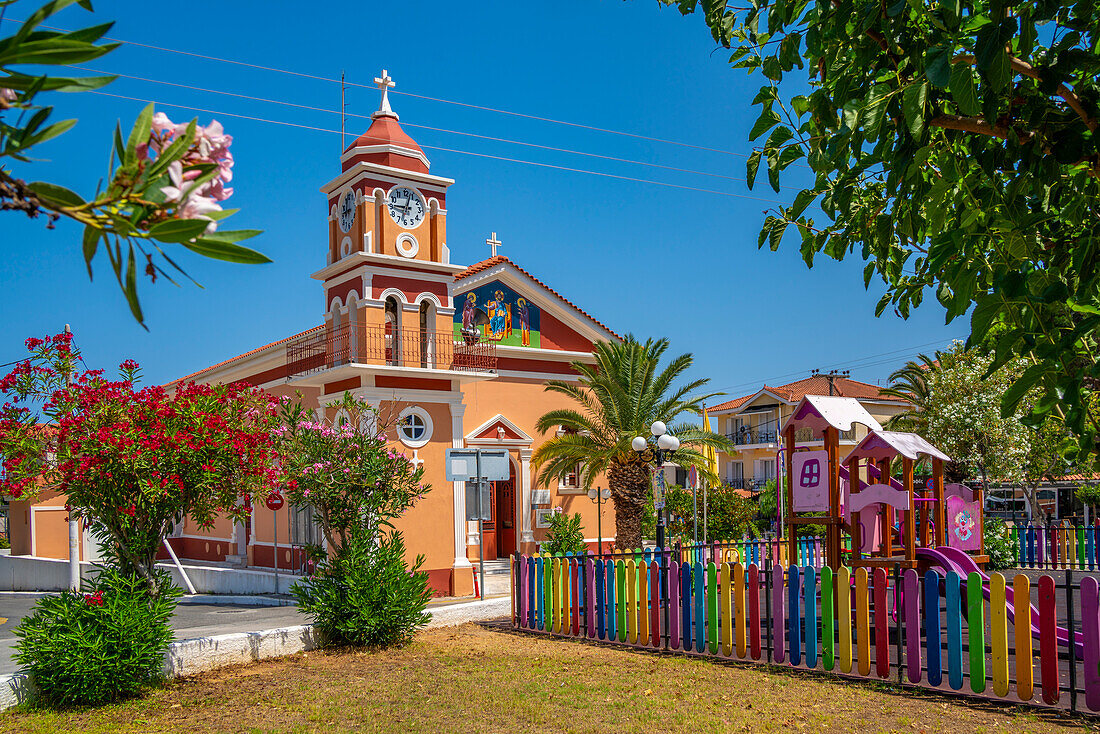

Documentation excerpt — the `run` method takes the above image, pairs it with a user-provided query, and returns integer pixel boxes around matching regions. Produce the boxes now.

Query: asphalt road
[0,595,308,675]
[0,592,493,676]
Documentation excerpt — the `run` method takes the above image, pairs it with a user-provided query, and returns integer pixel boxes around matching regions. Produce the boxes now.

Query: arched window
[418,300,435,368]
[384,296,401,366]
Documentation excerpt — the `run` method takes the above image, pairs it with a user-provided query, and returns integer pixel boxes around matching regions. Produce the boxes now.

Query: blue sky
[0,0,963,400]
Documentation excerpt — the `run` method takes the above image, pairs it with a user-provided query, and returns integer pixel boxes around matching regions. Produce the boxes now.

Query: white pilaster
[449,402,473,569]
[520,449,534,544]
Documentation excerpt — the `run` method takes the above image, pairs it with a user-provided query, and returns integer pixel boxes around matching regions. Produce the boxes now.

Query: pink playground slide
[916,545,1084,656]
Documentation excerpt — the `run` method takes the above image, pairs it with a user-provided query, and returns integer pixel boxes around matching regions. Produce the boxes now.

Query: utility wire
[88,90,788,204]
[66,65,761,187]
[10,17,762,160]
[708,336,960,397]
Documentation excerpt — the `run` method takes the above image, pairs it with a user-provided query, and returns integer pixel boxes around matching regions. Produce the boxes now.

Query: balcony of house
[725,477,773,491]
[725,428,779,448]
[285,323,497,385]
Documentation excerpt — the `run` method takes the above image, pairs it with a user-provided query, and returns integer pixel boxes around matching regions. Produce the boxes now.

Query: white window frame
[397,406,433,449]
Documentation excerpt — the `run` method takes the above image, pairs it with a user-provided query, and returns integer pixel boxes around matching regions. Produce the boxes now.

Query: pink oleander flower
[160,161,221,231]
[0,88,16,108]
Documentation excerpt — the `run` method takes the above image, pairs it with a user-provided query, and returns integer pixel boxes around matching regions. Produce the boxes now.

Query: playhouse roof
[780,395,883,435]
[846,430,951,463]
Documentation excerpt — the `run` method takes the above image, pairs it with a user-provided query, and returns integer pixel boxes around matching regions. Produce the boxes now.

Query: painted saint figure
[461,292,478,344]
[487,289,508,341]
[517,297,530,346]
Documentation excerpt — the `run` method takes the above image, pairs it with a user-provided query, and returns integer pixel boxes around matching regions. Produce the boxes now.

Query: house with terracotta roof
[8,74,619,597]
[708,374,911,492]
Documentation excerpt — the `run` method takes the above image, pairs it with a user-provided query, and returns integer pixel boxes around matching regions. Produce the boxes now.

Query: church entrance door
[481,459,516,561]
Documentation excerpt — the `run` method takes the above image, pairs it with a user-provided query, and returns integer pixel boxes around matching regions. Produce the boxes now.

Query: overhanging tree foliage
[665,0,1100,463]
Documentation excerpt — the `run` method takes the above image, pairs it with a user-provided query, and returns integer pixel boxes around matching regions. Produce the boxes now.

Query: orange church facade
[7,74,618,597]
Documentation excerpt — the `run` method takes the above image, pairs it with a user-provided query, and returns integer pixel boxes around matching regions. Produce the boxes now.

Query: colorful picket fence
[512,552,1100,713]
[1012,524,1098,571]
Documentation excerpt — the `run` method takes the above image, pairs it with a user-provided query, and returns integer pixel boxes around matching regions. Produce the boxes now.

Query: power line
[87,90,787,204]
[9,16,764,161]
[708,336,960,397]
[66,64,760,187]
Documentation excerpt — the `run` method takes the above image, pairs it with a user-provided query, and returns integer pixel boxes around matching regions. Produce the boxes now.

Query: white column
[449,402,473,569]
[520,449,534,544]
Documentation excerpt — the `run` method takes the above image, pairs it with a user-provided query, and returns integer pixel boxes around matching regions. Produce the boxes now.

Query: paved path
[0,592,490,675]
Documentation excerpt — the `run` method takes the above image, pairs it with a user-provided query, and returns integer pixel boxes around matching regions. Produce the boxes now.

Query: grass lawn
[2,623,1094,733]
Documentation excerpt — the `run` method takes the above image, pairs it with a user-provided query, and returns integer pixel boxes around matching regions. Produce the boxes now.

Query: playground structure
[780,395,986,572]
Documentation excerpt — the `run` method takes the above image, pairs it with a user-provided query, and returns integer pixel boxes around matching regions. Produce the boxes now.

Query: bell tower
[314,70,464,368]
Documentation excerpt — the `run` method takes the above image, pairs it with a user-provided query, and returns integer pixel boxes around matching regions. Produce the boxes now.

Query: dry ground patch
[2,623,1097,733]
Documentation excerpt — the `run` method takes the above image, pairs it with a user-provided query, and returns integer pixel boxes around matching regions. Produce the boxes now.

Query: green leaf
[1001,363,1046,417]
[787,189,816,220]
[183,238,272,265]
[147,219,211,243]
[27,181,84,208]
[863,84,890,140]
[926,47,951,88]
[199,229,261,244]
[0,73,115,93]
[749,107,781,141]
[949,62,981,116]
[767,220,788,251]
[746,150,762,190]
[82,226,99,279]
[124,243,144,326]
[125,103,155,164]
[902,81,928,137]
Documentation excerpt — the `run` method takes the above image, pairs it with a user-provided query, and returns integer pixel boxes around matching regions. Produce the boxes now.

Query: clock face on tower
[338,190,356,233]
[387,186,425,229]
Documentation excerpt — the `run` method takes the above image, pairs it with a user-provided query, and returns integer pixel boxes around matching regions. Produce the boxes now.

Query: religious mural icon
[454,279,541,348]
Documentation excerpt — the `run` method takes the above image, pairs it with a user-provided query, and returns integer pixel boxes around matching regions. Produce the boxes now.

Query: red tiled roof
[454,255,620,340]
[166,326,323,387]
[710,375,909,412]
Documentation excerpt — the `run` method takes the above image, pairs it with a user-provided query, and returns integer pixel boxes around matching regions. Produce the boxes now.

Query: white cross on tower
[486,232,502,258]
[373,69,396,118]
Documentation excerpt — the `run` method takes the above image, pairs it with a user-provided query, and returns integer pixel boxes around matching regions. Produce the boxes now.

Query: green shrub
[0,533,9,550]
[544,511,587,555]
[984,517,1016,571]
[293,528,432,648]
[14,567,180,707]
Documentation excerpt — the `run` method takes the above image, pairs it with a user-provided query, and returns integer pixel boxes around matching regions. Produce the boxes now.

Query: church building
[161,72,619,596]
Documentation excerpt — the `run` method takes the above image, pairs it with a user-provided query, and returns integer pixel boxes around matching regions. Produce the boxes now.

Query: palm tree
[881,351,942,433]
[532,336,731,550]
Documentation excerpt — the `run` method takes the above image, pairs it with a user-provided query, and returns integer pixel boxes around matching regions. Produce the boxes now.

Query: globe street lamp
[587,487,611,557]
[633,420,678,650]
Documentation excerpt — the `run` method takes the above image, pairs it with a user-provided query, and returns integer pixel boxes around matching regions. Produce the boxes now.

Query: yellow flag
[703,405,719,479]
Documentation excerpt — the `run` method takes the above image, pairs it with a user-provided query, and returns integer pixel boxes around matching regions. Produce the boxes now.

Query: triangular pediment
[453,258,618,354]
[465,414,533,444]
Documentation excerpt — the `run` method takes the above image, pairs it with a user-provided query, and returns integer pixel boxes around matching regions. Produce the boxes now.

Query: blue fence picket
[789,565,801,666]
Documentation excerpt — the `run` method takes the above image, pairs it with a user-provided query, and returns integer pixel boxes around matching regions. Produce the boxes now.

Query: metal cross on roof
[486,232,502,258]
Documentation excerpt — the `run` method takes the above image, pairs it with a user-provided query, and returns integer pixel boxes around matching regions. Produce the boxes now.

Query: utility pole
[64,324,80,591]
[812,368,850,396]
[340,70,347,151]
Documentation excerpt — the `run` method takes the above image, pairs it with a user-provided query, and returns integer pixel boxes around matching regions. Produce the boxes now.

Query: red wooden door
[496,476,516,557]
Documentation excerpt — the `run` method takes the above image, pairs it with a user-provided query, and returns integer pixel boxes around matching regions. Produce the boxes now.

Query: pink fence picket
[1083,576,1100,711]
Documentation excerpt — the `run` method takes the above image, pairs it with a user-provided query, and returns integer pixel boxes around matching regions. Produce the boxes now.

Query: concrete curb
[0,596,510,712]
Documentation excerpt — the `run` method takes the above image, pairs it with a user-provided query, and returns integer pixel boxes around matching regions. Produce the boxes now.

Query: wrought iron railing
[286,323,497,378]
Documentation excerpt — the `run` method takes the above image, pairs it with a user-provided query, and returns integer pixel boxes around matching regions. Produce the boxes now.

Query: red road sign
[265,493,285,511]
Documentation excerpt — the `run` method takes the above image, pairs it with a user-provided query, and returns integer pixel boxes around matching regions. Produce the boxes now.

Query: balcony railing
[726,429,778,446]
[286,323,497,379]
[726,477,773,490]
[726,427,857,446]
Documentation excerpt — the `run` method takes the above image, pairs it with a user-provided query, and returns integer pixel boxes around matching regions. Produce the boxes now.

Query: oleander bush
[293,527,432,648]
[544,511,587,555]
[14,566,180,707]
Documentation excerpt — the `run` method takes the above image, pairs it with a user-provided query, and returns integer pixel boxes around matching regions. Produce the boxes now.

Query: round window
[397,407,432,448]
